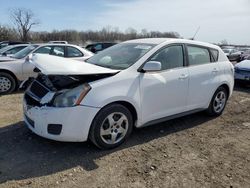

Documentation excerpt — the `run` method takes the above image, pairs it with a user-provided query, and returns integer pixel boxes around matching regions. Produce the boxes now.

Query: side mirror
[25,54,33,62]
[141,61,162,72]
[2,52,7,56]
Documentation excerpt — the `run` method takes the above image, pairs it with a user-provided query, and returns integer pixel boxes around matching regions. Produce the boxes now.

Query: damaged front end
[24,73,115,108]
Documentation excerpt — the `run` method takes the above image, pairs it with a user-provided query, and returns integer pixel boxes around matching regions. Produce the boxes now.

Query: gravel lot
[0,84,250,188]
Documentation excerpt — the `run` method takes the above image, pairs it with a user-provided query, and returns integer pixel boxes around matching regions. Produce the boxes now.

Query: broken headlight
[53,84,91,107]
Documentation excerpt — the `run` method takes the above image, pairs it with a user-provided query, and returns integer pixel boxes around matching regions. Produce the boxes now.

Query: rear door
[186,45,220,110]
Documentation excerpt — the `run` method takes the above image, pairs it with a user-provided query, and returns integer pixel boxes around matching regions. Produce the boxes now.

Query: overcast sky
[0,0,250,44]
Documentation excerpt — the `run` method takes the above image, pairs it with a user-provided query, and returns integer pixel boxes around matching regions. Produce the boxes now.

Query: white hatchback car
[23,38,234,149]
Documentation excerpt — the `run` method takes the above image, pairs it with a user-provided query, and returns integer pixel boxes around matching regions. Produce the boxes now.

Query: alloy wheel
[100,112,129,145]
[213,91,226,113]
[0,76,12,92]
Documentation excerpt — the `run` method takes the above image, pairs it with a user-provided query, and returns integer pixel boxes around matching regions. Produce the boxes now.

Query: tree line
[0,8,181,45]
[0,24,181,45]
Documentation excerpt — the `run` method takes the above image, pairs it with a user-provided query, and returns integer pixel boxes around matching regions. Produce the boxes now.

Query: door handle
[179,74,188,80]
[212,68,219,73]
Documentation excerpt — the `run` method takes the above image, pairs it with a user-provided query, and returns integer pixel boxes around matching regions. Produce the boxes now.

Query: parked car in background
[222,48,242,62]
[85,42,117,53]
[49,41,68,44]
[0,41,29,49]
[23,38,234,149]
[0,44,93,94]
[234,60,250,84]
[240,49,250,61]
[0,44,29,56]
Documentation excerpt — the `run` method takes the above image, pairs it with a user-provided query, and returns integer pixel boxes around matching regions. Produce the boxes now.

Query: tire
[89,104,133,149]
[206,86,228,116]
[0,72,16,94]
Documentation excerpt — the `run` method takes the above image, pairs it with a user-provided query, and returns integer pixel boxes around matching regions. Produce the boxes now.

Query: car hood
[30,54,120,75]
[235,60,250,70]
[0,56,16,62]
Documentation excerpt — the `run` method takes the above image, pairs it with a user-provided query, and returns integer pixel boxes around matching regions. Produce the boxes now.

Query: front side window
[187,46,211,66]
[34,46,52,54]
[86,43,155,70]
[67,46,83,57]
[149,45,184,70]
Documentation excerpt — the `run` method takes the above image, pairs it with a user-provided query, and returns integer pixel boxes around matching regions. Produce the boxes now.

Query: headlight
[53,83,91,107]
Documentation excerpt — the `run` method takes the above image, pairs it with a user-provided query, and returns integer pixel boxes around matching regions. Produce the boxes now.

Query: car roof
[33,43,78,47]
[124,38,220,49]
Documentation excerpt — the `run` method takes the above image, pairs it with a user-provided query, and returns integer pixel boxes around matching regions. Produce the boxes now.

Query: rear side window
[67,46,83,57]
[51,46,65,57]
[187,46,211,66]
[210,49,219,62]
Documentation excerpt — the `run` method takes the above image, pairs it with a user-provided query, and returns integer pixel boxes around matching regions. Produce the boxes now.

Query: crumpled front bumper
[23,100,100,142]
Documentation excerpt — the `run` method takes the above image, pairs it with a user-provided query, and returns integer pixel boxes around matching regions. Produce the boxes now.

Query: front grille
[29,80,50,99]
[25,93,41,107]
[25,114,35,128]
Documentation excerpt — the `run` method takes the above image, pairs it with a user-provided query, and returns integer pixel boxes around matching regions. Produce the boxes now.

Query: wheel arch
[218,83,230,99]
[94,100,138,127]
[106,101,137,125]
[206,83,231,109]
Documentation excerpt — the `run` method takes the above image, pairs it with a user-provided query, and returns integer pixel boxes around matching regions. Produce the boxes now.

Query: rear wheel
[89,104,133,149]
[206,86,228,116]
[0,72,16,94]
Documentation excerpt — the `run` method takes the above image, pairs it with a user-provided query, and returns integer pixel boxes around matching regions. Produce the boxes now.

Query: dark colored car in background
[234,60,250,85]
[85,42,117,53]
[222,48,242,62]
[241,49,250,61]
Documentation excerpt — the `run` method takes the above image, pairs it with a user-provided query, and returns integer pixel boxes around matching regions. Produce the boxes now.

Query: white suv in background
[23,38,234,149]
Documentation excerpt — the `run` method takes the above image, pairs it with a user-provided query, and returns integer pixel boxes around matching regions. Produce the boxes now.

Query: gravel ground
[0,85,249,188]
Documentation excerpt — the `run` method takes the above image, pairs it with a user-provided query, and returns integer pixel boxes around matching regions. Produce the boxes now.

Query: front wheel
[0,72,16,94]
[89,104,133,149]
[206,87,228,116]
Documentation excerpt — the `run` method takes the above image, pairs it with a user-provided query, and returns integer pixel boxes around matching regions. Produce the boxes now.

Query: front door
[140,45,189,124]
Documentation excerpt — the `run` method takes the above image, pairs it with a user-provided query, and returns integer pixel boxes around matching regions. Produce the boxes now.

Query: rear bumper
[235,72,250,81]
[23,101,100,142]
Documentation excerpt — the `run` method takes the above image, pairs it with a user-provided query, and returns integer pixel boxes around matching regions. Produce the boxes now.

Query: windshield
[0,46,12,54]
[223,49,231,53]
[12,45,38,59]
[86,43,155,70]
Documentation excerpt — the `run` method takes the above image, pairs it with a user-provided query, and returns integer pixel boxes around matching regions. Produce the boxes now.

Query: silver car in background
[0,44,93,94]
[0,44,29,57]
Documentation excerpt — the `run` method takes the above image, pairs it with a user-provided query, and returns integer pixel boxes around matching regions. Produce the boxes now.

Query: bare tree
[10,8,40,41]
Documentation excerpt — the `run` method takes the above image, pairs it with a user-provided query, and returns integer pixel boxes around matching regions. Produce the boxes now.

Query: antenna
[190,26,200,40]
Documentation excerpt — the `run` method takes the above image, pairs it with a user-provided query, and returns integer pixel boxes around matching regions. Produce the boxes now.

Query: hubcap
[100,112,129,145]
[213,91,226,113]
[0,76,11,92]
